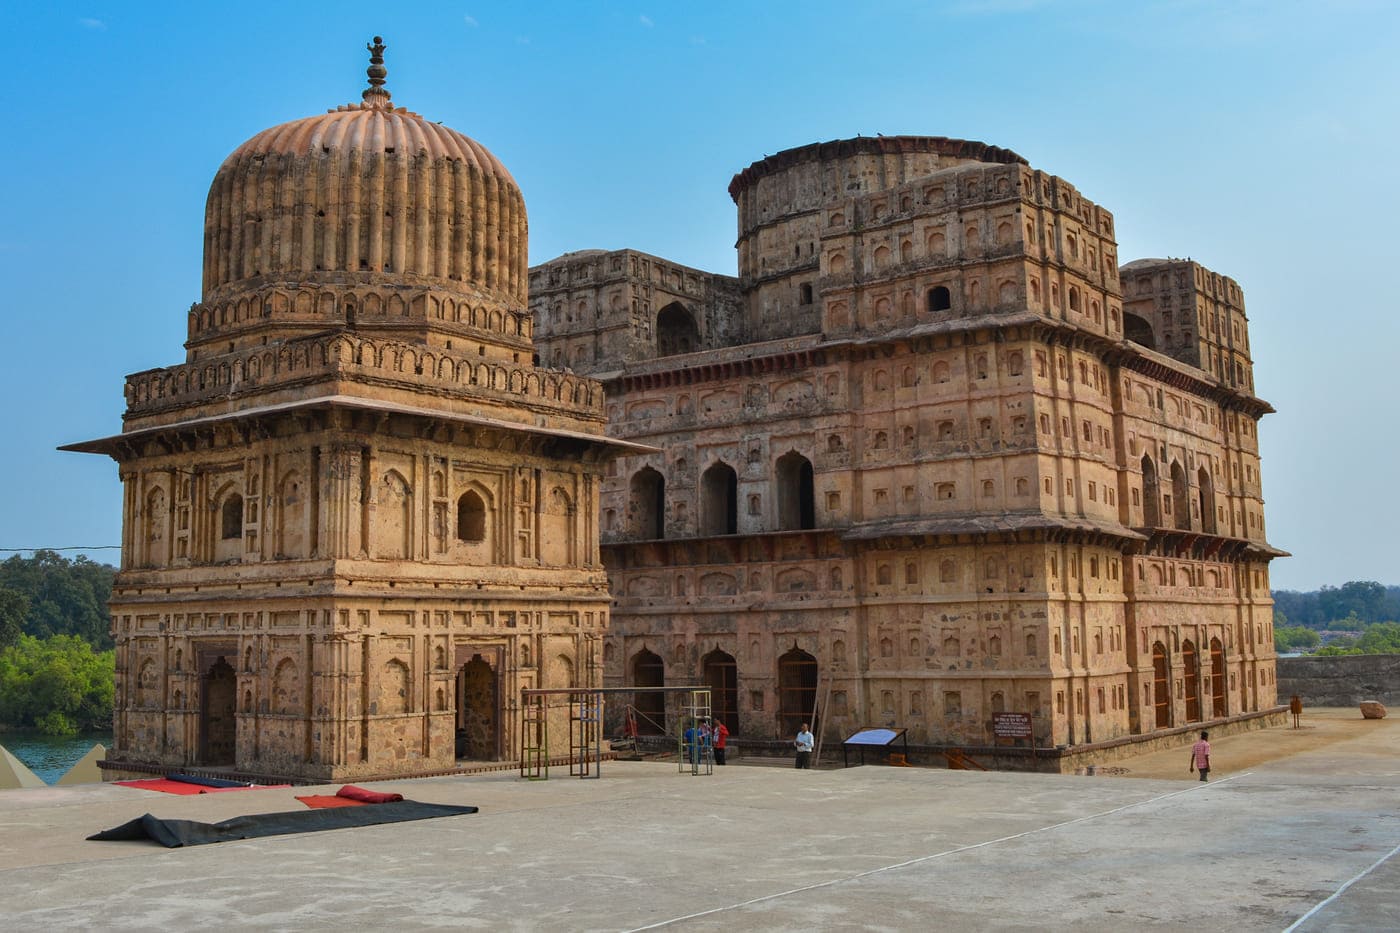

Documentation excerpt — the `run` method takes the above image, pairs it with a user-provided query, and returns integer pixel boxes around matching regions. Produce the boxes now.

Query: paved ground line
[623,772,1252,932]
[1281,838,1400,933]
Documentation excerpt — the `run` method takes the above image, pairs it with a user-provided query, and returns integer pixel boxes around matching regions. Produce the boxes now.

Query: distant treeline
[0,550,115,651]
[1270,581,1400,630]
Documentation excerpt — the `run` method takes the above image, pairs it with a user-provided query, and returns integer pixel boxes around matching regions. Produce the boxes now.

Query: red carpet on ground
[295,794,366,809]
[115,779,291,796]
[335,785,404,804]
[296,785,404,809]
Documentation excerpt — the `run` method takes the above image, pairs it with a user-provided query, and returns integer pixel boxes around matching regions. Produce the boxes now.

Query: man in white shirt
[794,723,814,769]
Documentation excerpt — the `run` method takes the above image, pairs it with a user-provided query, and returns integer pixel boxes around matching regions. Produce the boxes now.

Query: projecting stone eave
[842,514,1149,543]
[60,394,657,461]
[1131,526,1290,561]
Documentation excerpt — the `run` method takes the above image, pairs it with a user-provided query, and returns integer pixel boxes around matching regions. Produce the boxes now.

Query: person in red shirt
[710,717,730,765]
[1189,731,1211,782]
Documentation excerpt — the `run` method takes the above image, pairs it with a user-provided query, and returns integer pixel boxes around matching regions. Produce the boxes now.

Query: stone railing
[125,331,605,417]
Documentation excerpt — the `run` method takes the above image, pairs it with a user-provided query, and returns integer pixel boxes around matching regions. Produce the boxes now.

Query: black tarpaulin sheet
[88,800,478,848]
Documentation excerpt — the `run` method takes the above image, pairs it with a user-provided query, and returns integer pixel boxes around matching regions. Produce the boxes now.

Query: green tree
[0,587,27,648]
[1354,622,1400,654]
[1274,625,1320,652]
[0,634,114,734]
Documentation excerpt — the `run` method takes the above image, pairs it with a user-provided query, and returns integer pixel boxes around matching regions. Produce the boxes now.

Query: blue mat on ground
[165,773,249,788]
[88,800,478,847]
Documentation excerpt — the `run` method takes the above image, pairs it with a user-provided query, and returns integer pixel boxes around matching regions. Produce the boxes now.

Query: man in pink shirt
[1189,731,1212,782]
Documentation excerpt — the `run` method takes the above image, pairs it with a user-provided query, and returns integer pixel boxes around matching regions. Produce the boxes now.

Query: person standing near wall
[711,717,730,765]
[1189,731,1212,782]
[795,723,814,769]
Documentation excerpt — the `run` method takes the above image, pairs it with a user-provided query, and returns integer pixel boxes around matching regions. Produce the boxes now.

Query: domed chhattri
[201,37,526,309]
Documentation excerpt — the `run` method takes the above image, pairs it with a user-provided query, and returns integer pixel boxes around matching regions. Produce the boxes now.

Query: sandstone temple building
[531,135,1283,750]
[69,42,1283,782]
[67,41,646,782]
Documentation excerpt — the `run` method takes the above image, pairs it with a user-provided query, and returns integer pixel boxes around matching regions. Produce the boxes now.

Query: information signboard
[992,712,1032,738]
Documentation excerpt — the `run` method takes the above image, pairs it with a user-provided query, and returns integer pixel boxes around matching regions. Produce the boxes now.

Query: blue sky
[3,1,1397,590]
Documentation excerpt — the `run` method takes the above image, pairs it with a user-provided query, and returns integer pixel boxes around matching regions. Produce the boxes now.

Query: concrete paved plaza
[1,710,1397,931]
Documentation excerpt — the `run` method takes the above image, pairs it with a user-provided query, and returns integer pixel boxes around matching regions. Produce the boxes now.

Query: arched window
[1198,467,1217,534]
[629,467,666,539]
[221,494,243,540]
[1170,461,1191,530]
[799,283,813,305]
[927,286,952,313]
[1141,456,1161,527]
[701,462,738,535]
[775,452,815,530]
[656,302,699,356]
[1152,642,1171,728]
[457,490,486,542]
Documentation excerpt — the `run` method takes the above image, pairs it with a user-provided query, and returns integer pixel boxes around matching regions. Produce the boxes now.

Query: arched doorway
[1124,312,1156,349]
[455,655,500,760]
[630,467,665,539]
[1152,642,1171,728]
[1170,462,1191,530]
[775,452,815,531]
[1183,640,1201,722]
[703,649,739,734]
[1198,468,1217,534]
[656,302,699,356]
[199,656,237,766]
[1141,456,1161,527]
[631,648,665,735]
[778,647,818,737]
[700,463,738,535]
[1210,637,1226,717]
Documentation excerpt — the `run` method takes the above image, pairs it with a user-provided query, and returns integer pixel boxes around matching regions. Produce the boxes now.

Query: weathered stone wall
[1278,655,1400,707]
[547,134,1283,754]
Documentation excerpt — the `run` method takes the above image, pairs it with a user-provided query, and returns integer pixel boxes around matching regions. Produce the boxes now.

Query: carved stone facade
[68,43,642,782]
[531,135,1283,749]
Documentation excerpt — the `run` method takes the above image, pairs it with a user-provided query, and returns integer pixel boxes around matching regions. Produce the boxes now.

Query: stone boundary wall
[1278,655,1400,707]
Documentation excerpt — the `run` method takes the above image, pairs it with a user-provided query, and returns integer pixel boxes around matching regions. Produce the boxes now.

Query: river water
[3,731,113,785]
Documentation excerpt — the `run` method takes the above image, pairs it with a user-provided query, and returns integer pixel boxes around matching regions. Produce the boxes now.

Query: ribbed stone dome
[201,38,526,307]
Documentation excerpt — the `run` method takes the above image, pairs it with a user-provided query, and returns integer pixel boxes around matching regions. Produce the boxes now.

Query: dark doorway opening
[778,647,818,737]
[1124,312,1155,350]
[656,303,699,356]
[776,452,815,530]
[1142,456,1161,527]
[199,656,237,766]
[701,463,738,535]
[631,648,666,735]
[455,654,500,760]
[630,467,666,539]
[703,649,739,735]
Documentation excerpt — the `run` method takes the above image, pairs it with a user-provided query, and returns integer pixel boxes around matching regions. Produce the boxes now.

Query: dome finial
[363,35,391,106]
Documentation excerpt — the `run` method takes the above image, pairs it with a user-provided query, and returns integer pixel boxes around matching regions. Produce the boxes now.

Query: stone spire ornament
[363,35,390,106]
